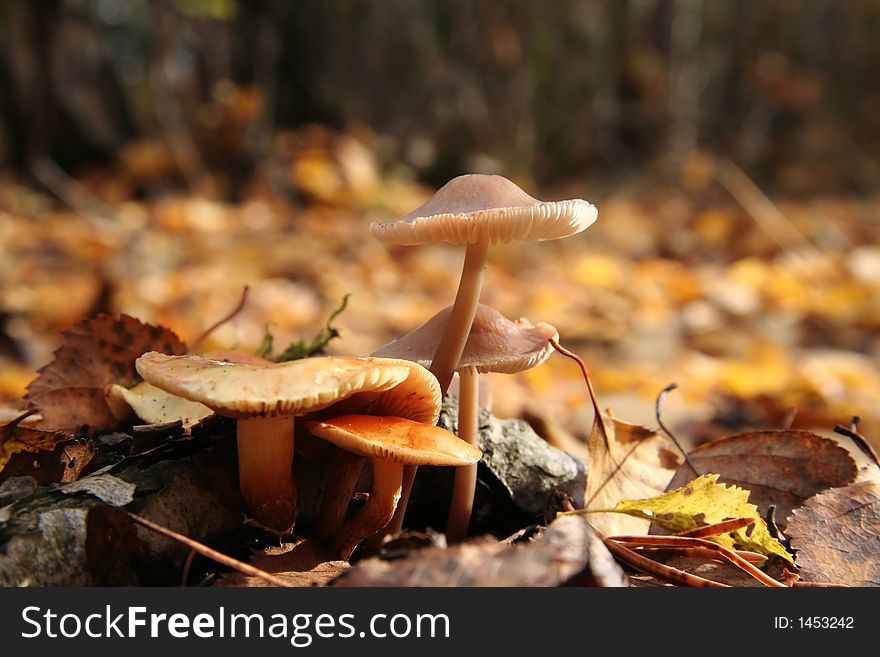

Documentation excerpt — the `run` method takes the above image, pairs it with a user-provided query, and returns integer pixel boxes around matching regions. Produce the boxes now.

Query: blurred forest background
[3,0,880,450]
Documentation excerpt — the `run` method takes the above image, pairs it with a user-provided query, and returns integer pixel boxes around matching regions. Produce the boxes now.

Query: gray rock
[408,396,586,536]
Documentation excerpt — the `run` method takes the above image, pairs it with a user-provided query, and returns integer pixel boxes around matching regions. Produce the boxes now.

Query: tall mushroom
[372,303,558,542]
[370,174,596,537]
[305,414,481,558]
[135,352,439,536]
[369,174,596,392]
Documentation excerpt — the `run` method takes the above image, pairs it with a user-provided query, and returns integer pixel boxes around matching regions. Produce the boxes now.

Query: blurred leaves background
[2,0,880,448]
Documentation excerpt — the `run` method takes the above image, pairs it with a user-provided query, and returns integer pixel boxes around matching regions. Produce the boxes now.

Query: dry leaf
[665,430,857,526]
[585,411,682,536]
[26,314,187,430]
[611,474,794,564]
[215,538,348,588]
[0,422,94,483]
[787,480,880,586]
[334,515,626,587]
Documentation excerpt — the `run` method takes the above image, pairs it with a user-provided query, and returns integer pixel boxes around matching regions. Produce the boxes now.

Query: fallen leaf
[26,314,187,430]
[334,515,626,587]
[215,538,349,588]
[0,421,94,483]
[786,480,880,586]
[665,430,857,526]
[610,474,794,564]
[585,411,682,536]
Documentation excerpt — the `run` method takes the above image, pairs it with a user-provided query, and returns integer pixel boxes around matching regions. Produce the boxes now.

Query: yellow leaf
[611,474,794,564]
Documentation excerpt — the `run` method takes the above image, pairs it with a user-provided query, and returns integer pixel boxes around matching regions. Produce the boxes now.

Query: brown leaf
[215,538,349,588]
[26,314,187,430]
[0,422,94,483]
[333,515,627,587]
[665,430,857,527]
[585,412,682,536]
[787,480,880,586]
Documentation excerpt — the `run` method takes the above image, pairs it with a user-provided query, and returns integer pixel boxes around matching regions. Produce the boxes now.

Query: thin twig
[675,516,755,539]
[191,286,250,352]
[834,418,880,469]
[633,546,767,564]
[603,538,729,587]
[128,512,292,588]
[655,383,697,475]
[180,548,197,587]
[550,337,631,508]
[608,534,787,587]
[550,337,609,441]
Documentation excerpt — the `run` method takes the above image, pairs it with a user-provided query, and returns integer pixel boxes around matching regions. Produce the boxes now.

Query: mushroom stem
[445,365,479,543]
[373,240,488,547]
[430,239,489,392]
[314,448,367,543]
[332,459,403,560]
[236,416,297,535]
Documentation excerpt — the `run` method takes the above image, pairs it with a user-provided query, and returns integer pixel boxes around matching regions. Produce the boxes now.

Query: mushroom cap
[369,174,597,246]
[304,414,482,466]
[371,303,558,374]
[105,381,214,428]
[135,353,441,423]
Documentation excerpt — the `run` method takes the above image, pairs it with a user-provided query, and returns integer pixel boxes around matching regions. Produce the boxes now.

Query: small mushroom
[135,352,440,536]
[372,303,558,542]
[305,414,481,558]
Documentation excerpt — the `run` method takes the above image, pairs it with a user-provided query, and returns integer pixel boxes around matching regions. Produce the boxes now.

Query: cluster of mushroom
[118,174,596,558]
[368,174,597,543]
[133,352,480,558]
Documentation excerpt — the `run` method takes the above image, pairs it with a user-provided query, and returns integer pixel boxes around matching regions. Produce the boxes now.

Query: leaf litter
[2,135,880,586]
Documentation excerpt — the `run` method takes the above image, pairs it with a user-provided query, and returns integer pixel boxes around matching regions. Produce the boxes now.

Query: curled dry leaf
[26,314,187,430]
[787,480,880,586]
[585,411,682,536]
[0,422,94,483]
[665,430,857,526]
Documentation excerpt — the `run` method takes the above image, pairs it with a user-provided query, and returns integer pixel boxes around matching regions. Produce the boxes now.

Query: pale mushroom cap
[369,174,597,246]
[304,415,482,466]
[371,303,558,374]
[105,381,213,428]
[135,353,441,423]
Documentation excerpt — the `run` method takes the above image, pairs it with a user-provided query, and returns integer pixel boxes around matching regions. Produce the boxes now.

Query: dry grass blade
[128,513,293,588]
[609,534,786,587]
[602,538,729,587]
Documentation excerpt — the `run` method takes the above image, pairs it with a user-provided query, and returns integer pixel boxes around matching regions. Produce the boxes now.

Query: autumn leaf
[0,420,94,483]
[664,430,858,526]
[585,410,682,536]
[787,480,880,586]
[609,474,795,564]
[334,515,626,587]
[25,314,187,430]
